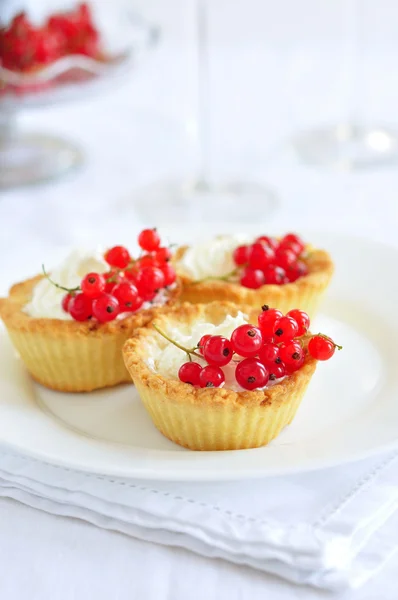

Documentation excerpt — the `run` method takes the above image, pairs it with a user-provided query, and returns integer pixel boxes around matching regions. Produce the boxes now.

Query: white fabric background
[1,0,398,598]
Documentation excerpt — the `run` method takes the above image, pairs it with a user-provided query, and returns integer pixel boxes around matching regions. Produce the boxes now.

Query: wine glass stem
[347,0,363,130]
[196,0,211,187]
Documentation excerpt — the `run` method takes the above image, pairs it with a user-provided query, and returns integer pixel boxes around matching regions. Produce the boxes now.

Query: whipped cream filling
[147,312,283,392]
[176,234,252,280]
[24,248,171,320]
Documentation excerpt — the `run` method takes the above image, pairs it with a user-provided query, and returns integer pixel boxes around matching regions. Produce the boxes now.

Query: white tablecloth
[1,0,398,598]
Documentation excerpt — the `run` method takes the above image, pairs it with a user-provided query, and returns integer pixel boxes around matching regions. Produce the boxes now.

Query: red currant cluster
[232,233,308,289]
[159,306,340,390]
[47,229,177,323]
[0,4,100,73]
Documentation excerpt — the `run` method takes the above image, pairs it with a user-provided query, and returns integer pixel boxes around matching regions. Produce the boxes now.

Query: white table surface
[1,0,398,598]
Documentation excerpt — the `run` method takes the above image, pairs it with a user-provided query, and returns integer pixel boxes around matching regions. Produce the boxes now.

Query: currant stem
[152,323,203,359]
[313,332,343,350]
[42,265,80,294]
[192,266,241,285]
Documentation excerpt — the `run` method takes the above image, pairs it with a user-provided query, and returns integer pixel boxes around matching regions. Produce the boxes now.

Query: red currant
[264,265,286,285]
[138,228,161,252]
[69,293,92,321]
[258,307,283,337]
[233,245,250,266]
[273,316,299,343]
[258,342,280,366]
[280,233,305,255]
[92,294,119,323]
[105,246,130,269]
[140,288,157,302]
[286,309,310,336]
[203,336,233,367]
[62,293,74,313]
[235,358,269,390]
[198,334,211,354]
[308,335,337,361]
[240,267,265,289]
[231,324,263,358]
[286,261,308,282]
[268,362,286,381]
[80,272,106,299]
[136,267,165,293]
[178,362,202,386]
[112,282,139,311]
[279,341,304,369]
[248,243,275,270]
[137,255,156,269]
[275,249,297,271]
[154,247,172,264]
[160,263,177,286]
[199,365,225,388]
[255,235,278,250]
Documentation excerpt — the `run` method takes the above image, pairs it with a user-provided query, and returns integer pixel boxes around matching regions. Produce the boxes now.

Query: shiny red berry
[264,265,286,285]
[258,307,283,337]
[279,341,304,369]
[81,272,106,298]
[68,293,93,321]
[308,335,337,361]
[138,255,156,269]
[62,293,74,313]
[138,228,161,252]
[199,365,225,388]
[136,266,165,293]
[286,309,310,336]
[112,282,139,311]
[255,235,278,250]
[92,294,119,322]
[258,342,280,366]
[198,334,211,354]
[235,358,269,390]
[231,324,263,357]
[273,316,299,343]
[105,246,130,269]
[154,247,172,263]
[268,362,286,380]
[279,233,305,255]
[178,362,202,386]
[161,263,177,286]
[233,245,250,266]
[240,267,265,289]
[286,261,308,282]
[275,249,297,271]
[248,243,275,270]
[203,336,233,367]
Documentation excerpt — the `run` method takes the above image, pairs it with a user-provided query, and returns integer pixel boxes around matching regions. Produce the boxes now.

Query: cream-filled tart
[0,230,180,392]
[123,302,340,451]
[174,233,334,317]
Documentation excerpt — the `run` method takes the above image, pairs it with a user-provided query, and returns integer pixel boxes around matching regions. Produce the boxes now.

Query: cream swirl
[176,235,252,280]
[24,248,109,320]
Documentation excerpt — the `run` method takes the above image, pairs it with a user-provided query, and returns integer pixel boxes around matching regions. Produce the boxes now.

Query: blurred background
[1,0,398,292]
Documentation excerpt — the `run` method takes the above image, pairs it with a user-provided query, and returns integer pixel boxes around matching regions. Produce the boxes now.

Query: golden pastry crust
[174,245,334,317]
[0,275,181,392]
[123,302,317,450]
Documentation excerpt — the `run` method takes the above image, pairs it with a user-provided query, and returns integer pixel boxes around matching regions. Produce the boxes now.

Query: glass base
[132,178,278,223]
[292,123,398,169]
[0,132,83,189]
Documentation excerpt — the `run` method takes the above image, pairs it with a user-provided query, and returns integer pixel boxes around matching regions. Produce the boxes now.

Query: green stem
[42,265,80,294]
[152,323,202,360]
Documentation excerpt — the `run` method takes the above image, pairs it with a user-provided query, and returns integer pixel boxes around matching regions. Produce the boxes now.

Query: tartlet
[123,302,317,451]
[174,236,334,317]
[0,274,180,393]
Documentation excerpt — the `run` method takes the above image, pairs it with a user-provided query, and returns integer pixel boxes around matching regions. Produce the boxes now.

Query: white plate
[0,231,397,481]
